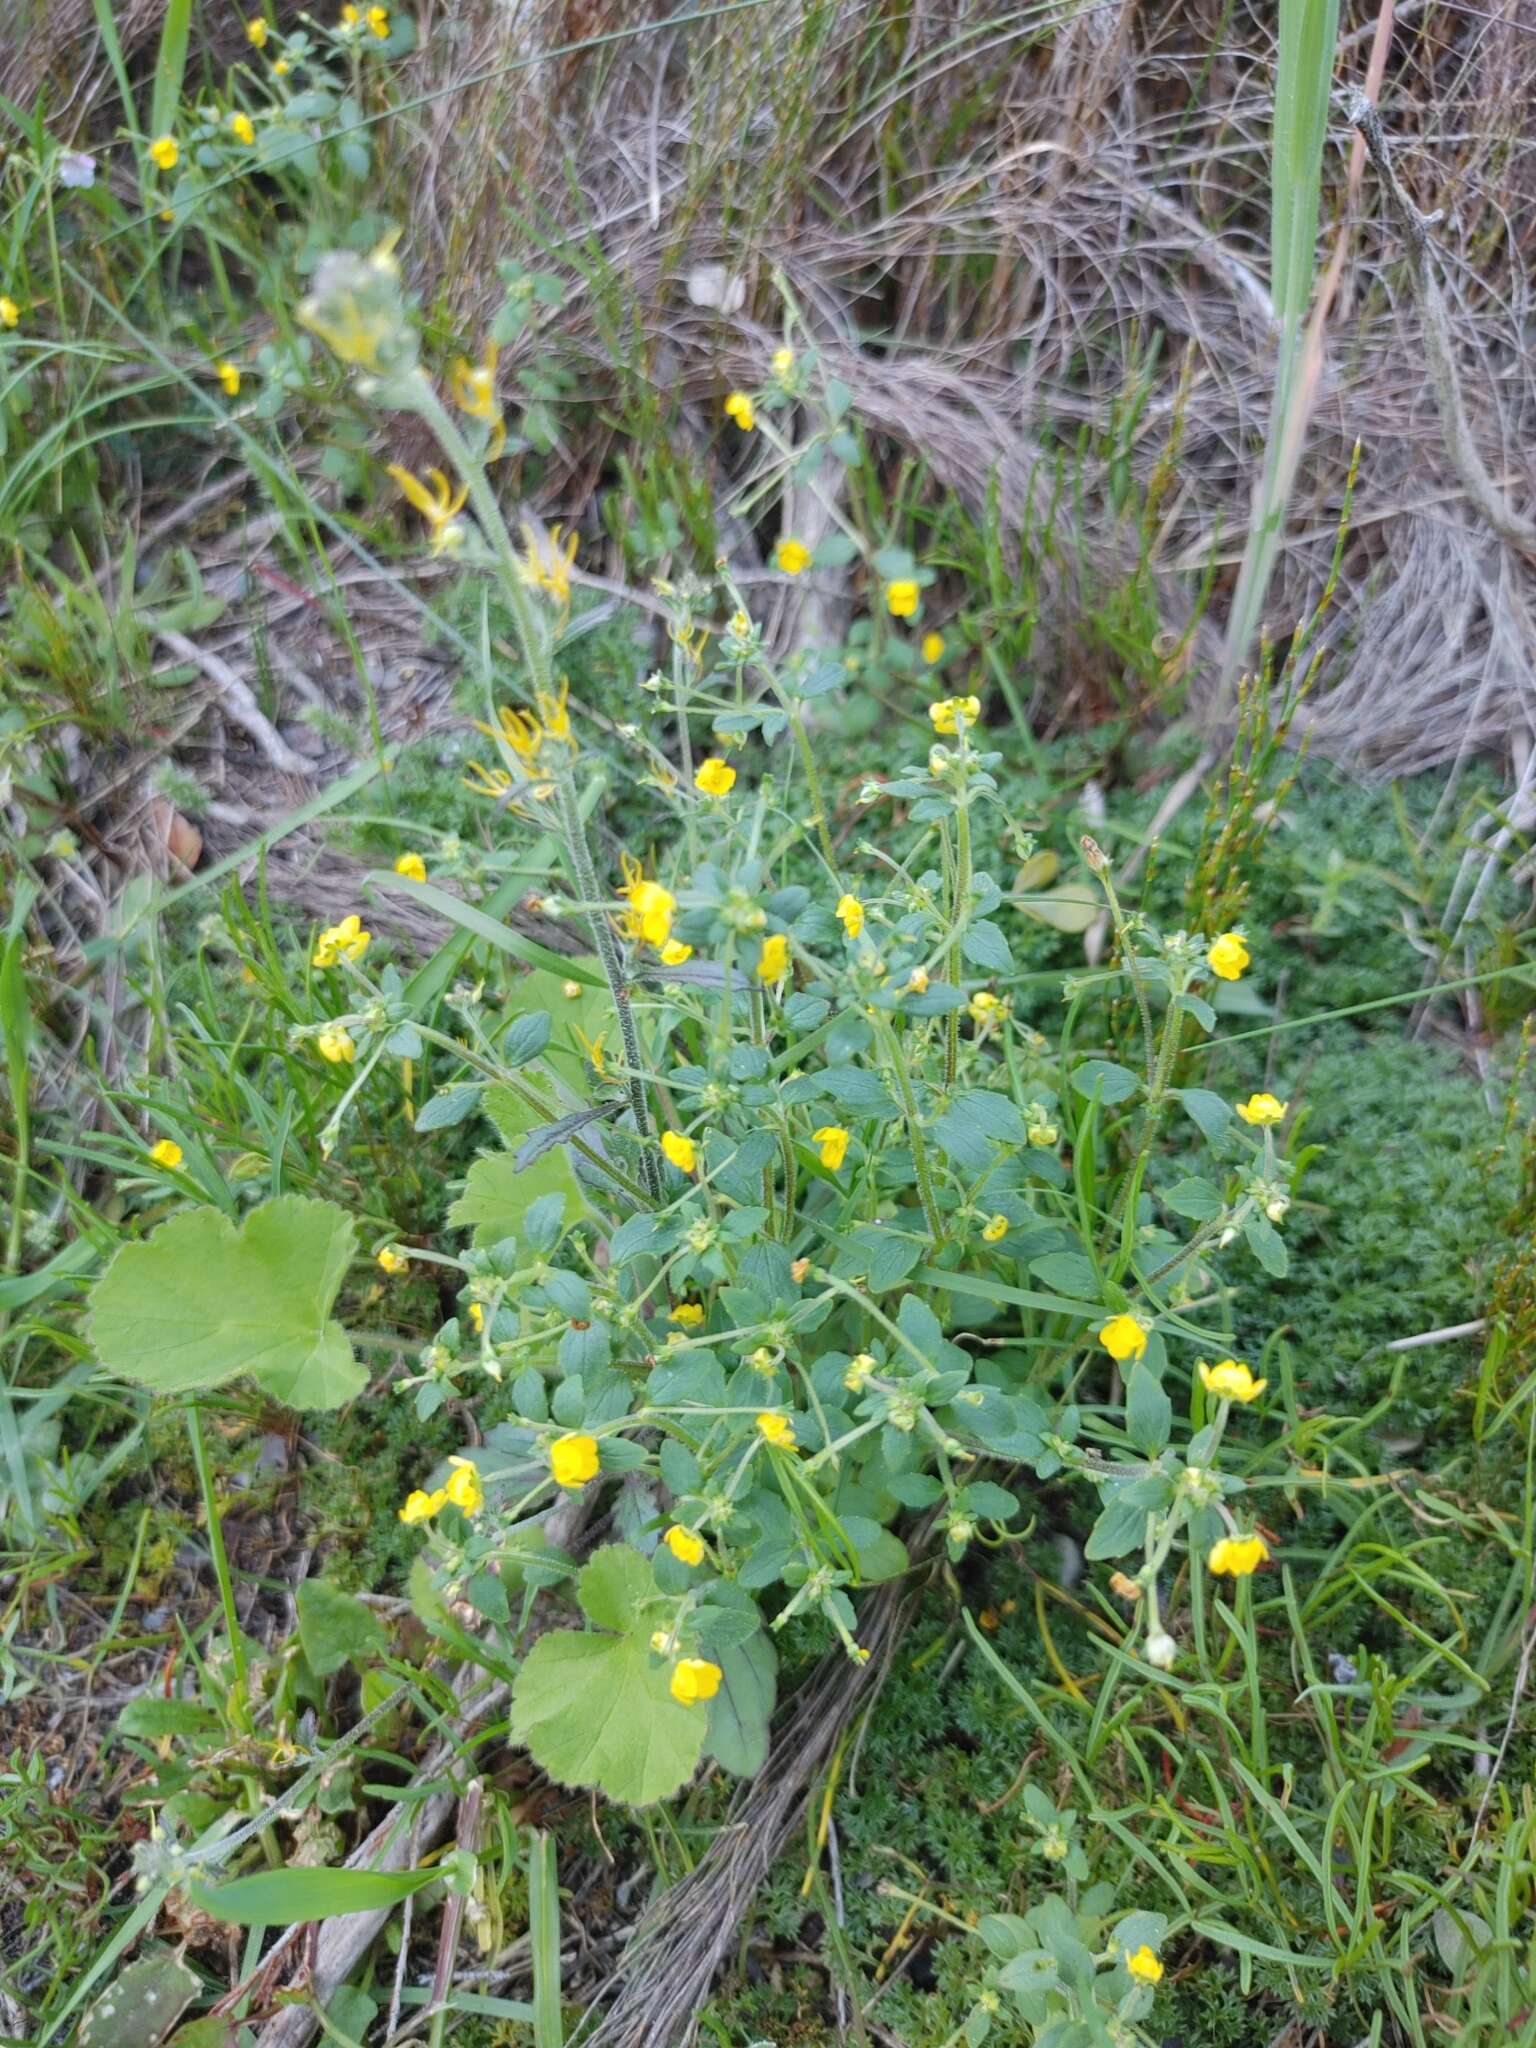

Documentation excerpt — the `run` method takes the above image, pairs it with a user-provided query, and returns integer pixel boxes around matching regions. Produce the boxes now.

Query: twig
[1384,1319,1486,1352]
[154,626,311,776]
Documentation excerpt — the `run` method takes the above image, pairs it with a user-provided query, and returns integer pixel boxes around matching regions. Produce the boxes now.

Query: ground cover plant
[3,2,1536,2046]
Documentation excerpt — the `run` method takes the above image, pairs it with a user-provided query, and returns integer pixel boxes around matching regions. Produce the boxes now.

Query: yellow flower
[148,135,179,171]
[776,538,812,575]
[723,390,755,431]
[670,1656,722,1705]
[1207,930,1250,981]
[650,1629,671,1653]
[907,965,930,993]
[229,111,255,145]
[695,757,736,797]
[366,3,389,32]
[387,463,469,555]
[835,893,864,939]
[1198,1358,1267,1404]
[1028,1116,1059,1147]
[0,297,17,329]
[377,1244,409,1275]
[1098,1313,1149,1362]
[661,1130,697,1175]
[394,851,427,883]
[149,1139,183,1169]
[617,853,676,949]
[665,1524,706,1566]
[443,1456,484,1515]
[921,631,945,664]
[1125,1945,1163,1985]
[312,912,371,968]
[340,3,359,20]
[659,938,694,967]
[756,1411,796,1449]
[468,1302,485,1333]
[772,346,795,377]
[572,1025,607,1078]
[885,579,920,618]
[844,1353,876,1393]
[981,1213,1008,1243]
[518,521,579,605]
[246,15,269,45]
[316,1026,356,1064]
[398,1487,442,1525]
[670,1301,705,1326]
[1208,1532,1269,1578]
[967,989,1003,1026]
[812,1125,850,1171]
[929,695,981,735]
[550,1433,600,1489]
[1236,1091,1287,1127]
[215,360,241,396]
[474,681,572,775]
[756,932,788,983]
[450,341,500,423]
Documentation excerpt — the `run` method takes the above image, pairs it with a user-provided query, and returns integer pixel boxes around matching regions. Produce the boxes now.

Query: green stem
[186,1401,249,1728]
[869,1012,943,1247]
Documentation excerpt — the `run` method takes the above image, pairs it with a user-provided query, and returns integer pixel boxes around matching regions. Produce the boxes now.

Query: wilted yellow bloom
[394,851,427,883]
[1208,1533,1269,1577]
[661,1130,697,1175]
[1198,1358,1267,1403]
[723,390,755,430]
[398,1487,442,1524]
[844,1353,876,1393]
[756,1411,796,1449]
[659,938,693,966]
[340,3,360,20]
[377,1244,409,1274]
[443,1456,484,1514]
[467,1302,485,1333]
[772,346,795,377]
[670,1301,705,1326]
[1125,1945,1163,1985]
[1207,930,1250,981]
[550,1433,600,1489]
[756,932,788,982]
[246,15,269,45]
[476,681,572,773]
[670,1656,722,1705]
[921,631,945,664]
[1236,1091,1287,1127]
[967,989,1003,1026]
[518,521,579,605]
[812,1125,849,1170]
[216,360,241,396]
[695,757,736,797]
[0,297,17,329]
[617,852,676,949]
[1098,1313,1148,1362]
[316,1026,356,1064]
[450,341,501,434]
[149,1138,183,1169]
[665,1524,706,1566]
[776,538,812,575]
[885,579,920,618]
[571,1025,607,1078]
[313,912,371,968]
[229,111,255,144]
[387,463,469,555]
[907,965,929,993]
[835,894,864,939]
[981,1213,1008,1243]
[929,695,980,735]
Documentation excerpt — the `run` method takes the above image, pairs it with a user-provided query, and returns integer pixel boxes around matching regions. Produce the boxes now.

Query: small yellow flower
[670,1301,705,1327]
[443,1456,484,1515]
[650,1629,671,1653]
[756,932,788,983]
[388,463,470,556]
[550,1433,600,1489]
[1208,1532,1269,1577]
[929,695,981,735]
[340,2,360,21]
[273,55,291,73]
[366,3,389,32]
[246,15,269,45]
[148,1139,183,1169]
[377,1244,409,1275]
[695,757,736,797]
[723,390,755,431]
[812,1125,850,1171]
[215,359,241,396]
[394,851,427,883]
[229,111,255,145]
[756,1411,796,1449]
[661,1130,697,1175]
[659,938,694,967]
[978,1607,1000,1631]
[772,346,795,377]
[921,631,945,664]
[1125,1945,1163,1985]
[1028,1116,1059,1147]
[835,893,864,939]
[398,1487,441,1525]
[467,1302,485,1333]
[312,912,371,968]
[1236,1091,1287,1127]
[617,853,676,949]
[316,1026,356,1064]
[1198,1358,1267,1403]
[517,521,579,605]
[844,1353,876,1393]
[1207,930,1250,981]
[670,1656,722,1705]
[1098,1313,1149,1362]
[967,989,1003,1026]
[148,135,179,171]
[450,341,501,426]
[885,579,920,618]
[572,1025,607,1078]
[981,1213,1008,1243]
[0,297,17,329]
[776,538,812,575]
[907,965,930,993]
[664,1524,706,1567]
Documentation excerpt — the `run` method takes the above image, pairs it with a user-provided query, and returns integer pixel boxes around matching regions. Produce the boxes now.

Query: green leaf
[375,876,604,987]
[1243,1210,1289,1276]
[502,1010,552,1068]
[961,918,1014,973]
[450,1144,579,1248]
[297,1578,387,1676]
[1070,1059,1139,1104]
[1162,1176,1224,1221]
[117,1698,221,1740]
[1176,1088,1232,1145]
[414,1083,482,1132]
[195,1864,441,1924]
[510,1630,706,1806]
[87,1196,363,1408]
[1085,1493,1148,1561]
[574,1544,652,1630]
[1125,1366,1172,1457]
[704,1633,777,1777]
[78,1946,199,2048]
